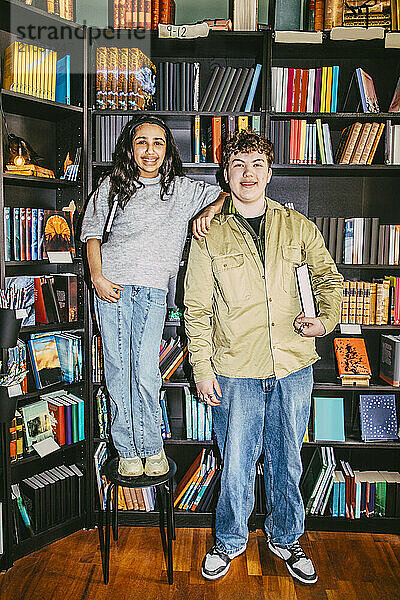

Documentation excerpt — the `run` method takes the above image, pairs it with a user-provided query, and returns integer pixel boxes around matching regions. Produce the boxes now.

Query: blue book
[332,474,340,517]
[359,394,398,441]
[31,208,38,260]
[197,401,205,441]
[313,397,345,442]
[343,218,354,264]
[331,66,339,113]
[55,55,71,105]
[244,64,262,112]
[67,393,85,441]
[205,405,212,441]
[192,395,198,440]
[54,334,74,384]
[184,387,192,439]
[339,475,346,517]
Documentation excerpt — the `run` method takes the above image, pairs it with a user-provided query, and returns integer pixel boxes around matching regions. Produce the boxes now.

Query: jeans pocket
[149,288,167,308]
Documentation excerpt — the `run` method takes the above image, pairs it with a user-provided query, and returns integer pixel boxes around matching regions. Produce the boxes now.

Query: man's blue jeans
[213,366,313,555]
[94,285,167,458]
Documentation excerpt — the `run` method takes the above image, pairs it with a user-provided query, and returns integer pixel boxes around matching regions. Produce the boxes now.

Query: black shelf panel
[304,440,400,449]
[305,515,400,534]
[335,324,400,330]
[114,509,215,528]
[12,515,84,561]
[15,380,84,406]
[20,322,84,335]
[6,258,82,267]
[164,438,215,446]
[272,165,400,174]
[337,264,400,269]
[3,173,80,188]
[2,89,83,120]
[91,109,263,117]
[10,440,85,471]
[313,382,399,391]
[270,112,400,119]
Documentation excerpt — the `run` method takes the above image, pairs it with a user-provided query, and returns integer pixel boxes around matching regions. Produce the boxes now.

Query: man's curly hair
[223,129,274,170]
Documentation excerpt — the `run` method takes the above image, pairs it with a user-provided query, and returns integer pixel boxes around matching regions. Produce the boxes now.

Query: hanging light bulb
[13,142,25,166]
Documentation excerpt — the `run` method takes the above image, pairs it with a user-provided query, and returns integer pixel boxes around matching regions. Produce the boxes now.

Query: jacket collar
[217,195,285,223]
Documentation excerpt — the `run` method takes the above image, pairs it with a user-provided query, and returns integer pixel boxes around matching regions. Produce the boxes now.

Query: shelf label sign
[47,251,73,264]
[158,23,209,39]
[340,323,362,335]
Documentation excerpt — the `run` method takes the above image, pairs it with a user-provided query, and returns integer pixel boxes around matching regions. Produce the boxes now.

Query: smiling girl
[81,115,225,477]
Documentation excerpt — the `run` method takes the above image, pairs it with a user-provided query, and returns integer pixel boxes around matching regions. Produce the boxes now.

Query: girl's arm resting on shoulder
[86,238,123,303]
[192,191,228,239]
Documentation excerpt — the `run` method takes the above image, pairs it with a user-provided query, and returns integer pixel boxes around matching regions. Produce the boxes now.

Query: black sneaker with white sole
[201,545,246,580]
[268,540,318,584]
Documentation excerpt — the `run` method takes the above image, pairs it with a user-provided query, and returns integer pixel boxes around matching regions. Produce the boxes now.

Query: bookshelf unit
[0,0,89,570]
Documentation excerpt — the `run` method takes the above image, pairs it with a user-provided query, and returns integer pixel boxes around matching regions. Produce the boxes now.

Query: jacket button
[269,297,272,302]
[271,322,275,326]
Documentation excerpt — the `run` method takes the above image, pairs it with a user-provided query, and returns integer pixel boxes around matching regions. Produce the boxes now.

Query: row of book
[96,47,155,111]
[92,334,104,383]
[184,388,213,442]
[309,394,398,443]
[4,208,76,262]
[271,66,339,113]
[301,446,400,519]
[22,0,75,21]
[199,64,262,113]
[4,42,71,104]
[173,449,220,512]
[314,217,399,265]
[159,337,187,381]
[28,332,83,388]
[156,61,200,111]
[117,485,156,511]
[111,0,175,29]
[341,279,396,326]
[313,0,394,30]
[194,114,261,164]
[336,122,386,164]
[12,463,83,540]
[5,275,78,327]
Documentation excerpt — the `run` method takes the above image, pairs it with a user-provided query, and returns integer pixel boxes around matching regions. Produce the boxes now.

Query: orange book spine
[212,116,222,163]
[159,0,171,23]
[293,69,302,112]
[144,0,151,28]
[138,0,145,27]
[151,0,160,29]
[300,69,308,113]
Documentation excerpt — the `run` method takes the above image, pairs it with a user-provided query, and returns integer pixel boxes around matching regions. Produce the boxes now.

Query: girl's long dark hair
[107,115,184,209]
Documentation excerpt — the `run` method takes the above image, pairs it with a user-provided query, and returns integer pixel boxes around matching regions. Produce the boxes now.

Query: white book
[282,68,288,112]
[393,125,400,164]
[271,67,278,111]
[295,264,317,318]
[307,68,315,112]
[322,123,334,164]
[193,62,200,111]
[312,123,317,164]
[389,224,396,264]
[233,0,257,31]
[357,218,364,264]
[276,67,284,112]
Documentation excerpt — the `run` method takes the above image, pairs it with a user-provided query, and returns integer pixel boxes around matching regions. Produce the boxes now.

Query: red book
[212,116,222,164]
[34,277,48,323]
[159,0,171,23]
[19,207,26,261]
[293,69,302,112]
[286,68,294,112]
[151,0,159,29]
[289,119,296,164]
[48,399,66,445]
[300,69,309,113]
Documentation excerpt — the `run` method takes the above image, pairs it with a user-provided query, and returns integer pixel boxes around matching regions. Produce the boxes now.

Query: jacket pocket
[281,244,302,298]
[212,253,251,307]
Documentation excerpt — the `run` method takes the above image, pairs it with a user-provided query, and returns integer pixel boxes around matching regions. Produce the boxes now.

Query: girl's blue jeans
[213,366,313,555]
[94,285,167,458]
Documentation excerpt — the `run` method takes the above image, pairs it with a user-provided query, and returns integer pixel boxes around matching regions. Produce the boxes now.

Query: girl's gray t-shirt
[80,174,221,290]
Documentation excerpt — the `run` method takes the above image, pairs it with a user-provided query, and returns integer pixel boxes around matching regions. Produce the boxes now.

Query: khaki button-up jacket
[184,198,343,383]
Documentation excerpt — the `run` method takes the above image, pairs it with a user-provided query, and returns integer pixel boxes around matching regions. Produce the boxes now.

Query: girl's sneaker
[118,456,144,477]
[144,449,169,476]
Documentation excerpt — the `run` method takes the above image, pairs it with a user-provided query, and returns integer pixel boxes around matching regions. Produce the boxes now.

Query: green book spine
[71,404,79,443]
[375,482,386,517]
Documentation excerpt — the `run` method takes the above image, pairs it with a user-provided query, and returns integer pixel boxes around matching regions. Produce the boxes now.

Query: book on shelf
[199,64,262,113]
[92,334,104,383]
[157,61,200,111]
[233,0,257,31]
[96,47,156,111]
[159,390,171,439]
[313,397,345,442]
[385,121,400,164]
[96,386,109,440]
[380,334,400,386]
[389,76,400,112]
[94,441,109,510]
[5,164,55,178]
[112,0,175,29]
[335,122,384,165]
[333,337,372,385]
[55,55,71,104]
[174,448,218,511]
[19,399,54,453]
[9,410,24,462]
[42,210,75,258]
[183,387,213,441]
[359,394,399,441]
[271,66,339,113]
[274,0,303,30]
[27,332,82,389]
[356,68,380,113]
[343,0,391,29]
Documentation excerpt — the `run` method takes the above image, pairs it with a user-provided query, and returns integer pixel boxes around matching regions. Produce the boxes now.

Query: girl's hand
[93,275,124,303]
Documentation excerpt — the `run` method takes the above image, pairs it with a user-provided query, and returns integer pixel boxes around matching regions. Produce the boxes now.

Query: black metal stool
[99,456,177,585]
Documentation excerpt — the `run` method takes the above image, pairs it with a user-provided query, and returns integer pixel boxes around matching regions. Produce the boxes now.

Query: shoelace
[289,541,308,562]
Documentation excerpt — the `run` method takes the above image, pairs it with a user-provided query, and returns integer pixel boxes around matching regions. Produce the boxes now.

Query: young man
[184,130,343,584]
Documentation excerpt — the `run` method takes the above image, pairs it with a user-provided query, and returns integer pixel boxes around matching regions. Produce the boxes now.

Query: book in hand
[295,264,317,318]
[359,394,399,442]
[334,337,372,385]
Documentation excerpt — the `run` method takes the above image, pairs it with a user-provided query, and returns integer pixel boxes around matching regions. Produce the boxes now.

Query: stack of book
[340,277,400,325]
[194,114,261,164]
[157,61,200,111]
[271,66,339,113]
[385,121,400,164]
[184,388,213,441]
[174,449,220,512]
[159,337,187,381]
[5,164,55,178]
[270,118,333,164]
[3,42,71,103]
[96,47,155,111]
[335,122,385,164]
[92,334,104,383]
[4,208,76,262]
[40,390,85,446]
[117,485,156,511]
[16,464,83,536]
[28,332,82,389]
[199,64,262,113]
[96,114,133,162]
[313,216,400,266]
[111,0,175,29]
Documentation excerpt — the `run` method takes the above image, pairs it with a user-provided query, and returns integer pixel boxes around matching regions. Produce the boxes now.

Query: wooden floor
[1,528,400,600]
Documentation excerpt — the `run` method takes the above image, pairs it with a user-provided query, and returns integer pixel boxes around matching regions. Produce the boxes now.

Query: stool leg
[103,483,113,585]
[112,484,119,541]
[167,478,176,540]
[164,484,174,585]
